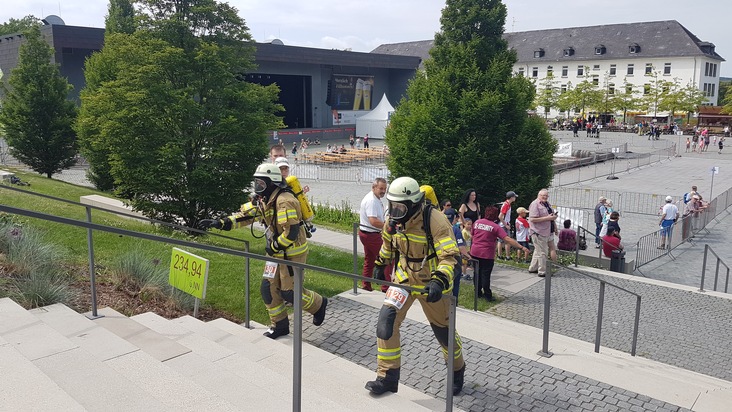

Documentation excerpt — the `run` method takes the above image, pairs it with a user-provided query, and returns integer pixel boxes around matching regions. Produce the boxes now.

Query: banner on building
[329,75,374,111]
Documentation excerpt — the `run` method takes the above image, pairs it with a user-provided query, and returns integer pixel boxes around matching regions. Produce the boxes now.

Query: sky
[2,0,730,76]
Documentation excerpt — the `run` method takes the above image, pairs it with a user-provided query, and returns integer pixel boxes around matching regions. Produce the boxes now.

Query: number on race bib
[263,261,278,279]
[384,287,409,310]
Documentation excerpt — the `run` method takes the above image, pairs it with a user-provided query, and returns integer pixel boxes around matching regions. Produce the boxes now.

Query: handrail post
[472,259,478,312]
[574,226,580,267]
[595,282,606,353]
[445,295,456,411]
[293,266,303,412]
[699,244,708,292]
[352,222,359,294]
[726,267,730,294]
[538,261,553,358]
[714,259,721,292]
[244,240,251,329]
[85,206,101,319]
[631,296,641,356]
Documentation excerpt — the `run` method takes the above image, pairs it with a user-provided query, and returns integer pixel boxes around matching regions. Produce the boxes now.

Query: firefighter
[199,162,327,339]
[365,177,466,396]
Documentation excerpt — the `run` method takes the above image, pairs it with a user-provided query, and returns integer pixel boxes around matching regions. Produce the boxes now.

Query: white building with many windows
[372,20,724,120]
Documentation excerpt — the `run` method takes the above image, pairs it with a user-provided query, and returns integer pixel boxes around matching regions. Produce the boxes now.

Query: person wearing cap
[359,177,390,292]
[594,197,608,248]
[497,191,518,260]
[515,207,531,262]
[659,196,678,249]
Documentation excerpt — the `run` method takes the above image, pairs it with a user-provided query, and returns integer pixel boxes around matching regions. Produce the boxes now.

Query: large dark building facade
[0,21,420,130]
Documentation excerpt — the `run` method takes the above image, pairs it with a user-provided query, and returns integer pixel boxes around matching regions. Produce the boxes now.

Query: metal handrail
[700,244,731,293]
[575,225,626,268]
[0,202,459,412]
[538,261,641,357]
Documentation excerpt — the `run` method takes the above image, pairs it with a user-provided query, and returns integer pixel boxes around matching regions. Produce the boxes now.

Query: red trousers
[359,230,392,292]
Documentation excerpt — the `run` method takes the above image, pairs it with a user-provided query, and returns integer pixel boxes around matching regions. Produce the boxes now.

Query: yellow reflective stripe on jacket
[277,233,294,247]
[277,209,297,224]
[434,237,458,253]
[394,233,427,243]
[379,246,393,260]
[377,347,401,361]
[394,265,409,283]
[437,264,454,279]
[382,231,393,242]
[273,242,308,258]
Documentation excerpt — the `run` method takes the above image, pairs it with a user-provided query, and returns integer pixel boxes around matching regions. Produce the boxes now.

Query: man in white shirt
[659,196,678,249]
[359,177,389,292]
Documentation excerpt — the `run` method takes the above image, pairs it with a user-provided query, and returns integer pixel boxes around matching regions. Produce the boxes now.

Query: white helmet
[386,177,424,222]
[253,162,284,198]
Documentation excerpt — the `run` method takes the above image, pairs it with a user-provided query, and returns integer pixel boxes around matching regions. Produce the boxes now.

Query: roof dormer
[594,44,606,55]
[563,47,575,57]
[533,48,545,58]
[629,43,640,54]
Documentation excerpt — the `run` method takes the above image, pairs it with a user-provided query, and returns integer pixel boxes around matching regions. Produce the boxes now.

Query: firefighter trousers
[261,252,323,324]
[376,286,464,378]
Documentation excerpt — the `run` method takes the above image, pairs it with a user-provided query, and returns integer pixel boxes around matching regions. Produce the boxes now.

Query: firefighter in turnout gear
[365,177,466,396]
[199,163,327,339]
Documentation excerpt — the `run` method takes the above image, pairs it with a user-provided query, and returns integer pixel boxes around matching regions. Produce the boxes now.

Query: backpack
[683,192,691,204]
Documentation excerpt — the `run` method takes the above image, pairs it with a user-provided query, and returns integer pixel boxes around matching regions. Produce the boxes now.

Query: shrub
[2,225,65,277]
[12,271,75,308]
[312,199,359,229]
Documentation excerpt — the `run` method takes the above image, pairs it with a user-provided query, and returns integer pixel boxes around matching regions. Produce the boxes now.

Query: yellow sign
[169,248,209,299]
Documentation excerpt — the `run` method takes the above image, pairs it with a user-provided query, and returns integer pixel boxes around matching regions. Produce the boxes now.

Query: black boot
[365,368,400,395]
[313,297,328,326]
[453,365,465,395]
[263,318,289,339]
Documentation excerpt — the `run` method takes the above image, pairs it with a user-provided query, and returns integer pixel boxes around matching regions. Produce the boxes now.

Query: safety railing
[0,193,459,412]
[549,187,682,216]
[290,163,388,184]
[538,260,641,357]
[700,245,731,294]
[551,142,676,187]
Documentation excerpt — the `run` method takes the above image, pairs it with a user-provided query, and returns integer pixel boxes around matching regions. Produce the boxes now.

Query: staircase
[0,298,443,411]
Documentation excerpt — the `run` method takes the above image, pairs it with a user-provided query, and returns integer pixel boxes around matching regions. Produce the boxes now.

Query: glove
[373,263,386,281]
[265,239,282,256]
[198,219,222,230]
[386,219,398,235]
[424,279,444,303]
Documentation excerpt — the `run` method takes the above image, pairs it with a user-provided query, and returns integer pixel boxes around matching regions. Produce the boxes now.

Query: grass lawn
[0,168,500,323]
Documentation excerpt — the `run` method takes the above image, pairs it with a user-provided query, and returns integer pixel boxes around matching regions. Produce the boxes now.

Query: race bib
[263,261,278,279]
[384,287,409,310]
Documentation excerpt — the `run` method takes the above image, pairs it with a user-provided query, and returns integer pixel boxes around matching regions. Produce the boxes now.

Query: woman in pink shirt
[470,207,529,301]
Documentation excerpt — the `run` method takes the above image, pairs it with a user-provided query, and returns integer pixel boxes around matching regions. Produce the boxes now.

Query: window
[629,44,640,54]
[712,83,716,97]
[593,65,600,71]
[594,45,606,55]
[608,83,615,95]
[534,49,545,58]
[561,66,568,77]
[592,75,599,86]
[561,84,567,93]
[547,66,553,76]
[577,66,584,76]
[627,64,634,75]
[517,67,525,77]
[609,64,616,76]
[705,62,710,77]
[644,84,651,95]
[664,63,671,75]
[703,83,709,96]
[713,63,718,77]
[563,47,574,57]
[532,67,538,78]
[645,63,653,75]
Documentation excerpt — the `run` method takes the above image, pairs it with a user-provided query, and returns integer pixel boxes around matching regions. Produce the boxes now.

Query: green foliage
[0,26,78,178]
[534,74,560,119]
[106,0,136,35]
[0,15,41,36]
[609,78,640,123]
[12,272,76,309]
[114,247,167,289]
[386,0,555,205]
[311,199,359,231]
[558,72,604,116]
[3,224,65,277]
[77,0,284,225]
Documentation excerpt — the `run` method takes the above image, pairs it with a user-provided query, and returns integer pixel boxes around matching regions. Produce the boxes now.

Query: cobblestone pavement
[302,296,689,412]
[491,268,732,383]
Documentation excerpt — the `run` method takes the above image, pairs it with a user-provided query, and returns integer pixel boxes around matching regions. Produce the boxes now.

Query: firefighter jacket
[225,188,308,259]
[378,205,458,293]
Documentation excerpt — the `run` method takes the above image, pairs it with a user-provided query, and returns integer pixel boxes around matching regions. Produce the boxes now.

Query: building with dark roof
[0,20,420,130]
[373,20,724,118]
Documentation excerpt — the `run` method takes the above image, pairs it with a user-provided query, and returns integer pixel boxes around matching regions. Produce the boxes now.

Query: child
[515,207,531,262]
[685,137,690,153]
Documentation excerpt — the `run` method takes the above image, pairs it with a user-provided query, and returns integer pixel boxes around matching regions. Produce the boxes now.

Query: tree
[677,81,706,124]
[77,0,283,227]
[0,26,77,178]
[534,74,559,120]
[640,69,665,117]
[106,0,136,35]
[0,15,41,36]
[557,71,603,118]
[386,0,555,205]
[609,78,640,124]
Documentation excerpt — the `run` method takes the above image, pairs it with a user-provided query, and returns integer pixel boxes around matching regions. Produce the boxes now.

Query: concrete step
[131,311,341,411]
[0,334,85,411]
[31,303,239,411]
[206,317,443,411]
[0,298,169,411]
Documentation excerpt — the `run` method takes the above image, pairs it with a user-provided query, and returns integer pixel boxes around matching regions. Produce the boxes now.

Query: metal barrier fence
[551,142,676,187]
[700,245,731,293]
[633,186,732,272]
[549,186,685,216]
[290,163,388,183]
[0,186,459,411]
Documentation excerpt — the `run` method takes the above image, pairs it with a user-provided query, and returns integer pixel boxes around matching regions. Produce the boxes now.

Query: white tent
[355,94,394,139]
